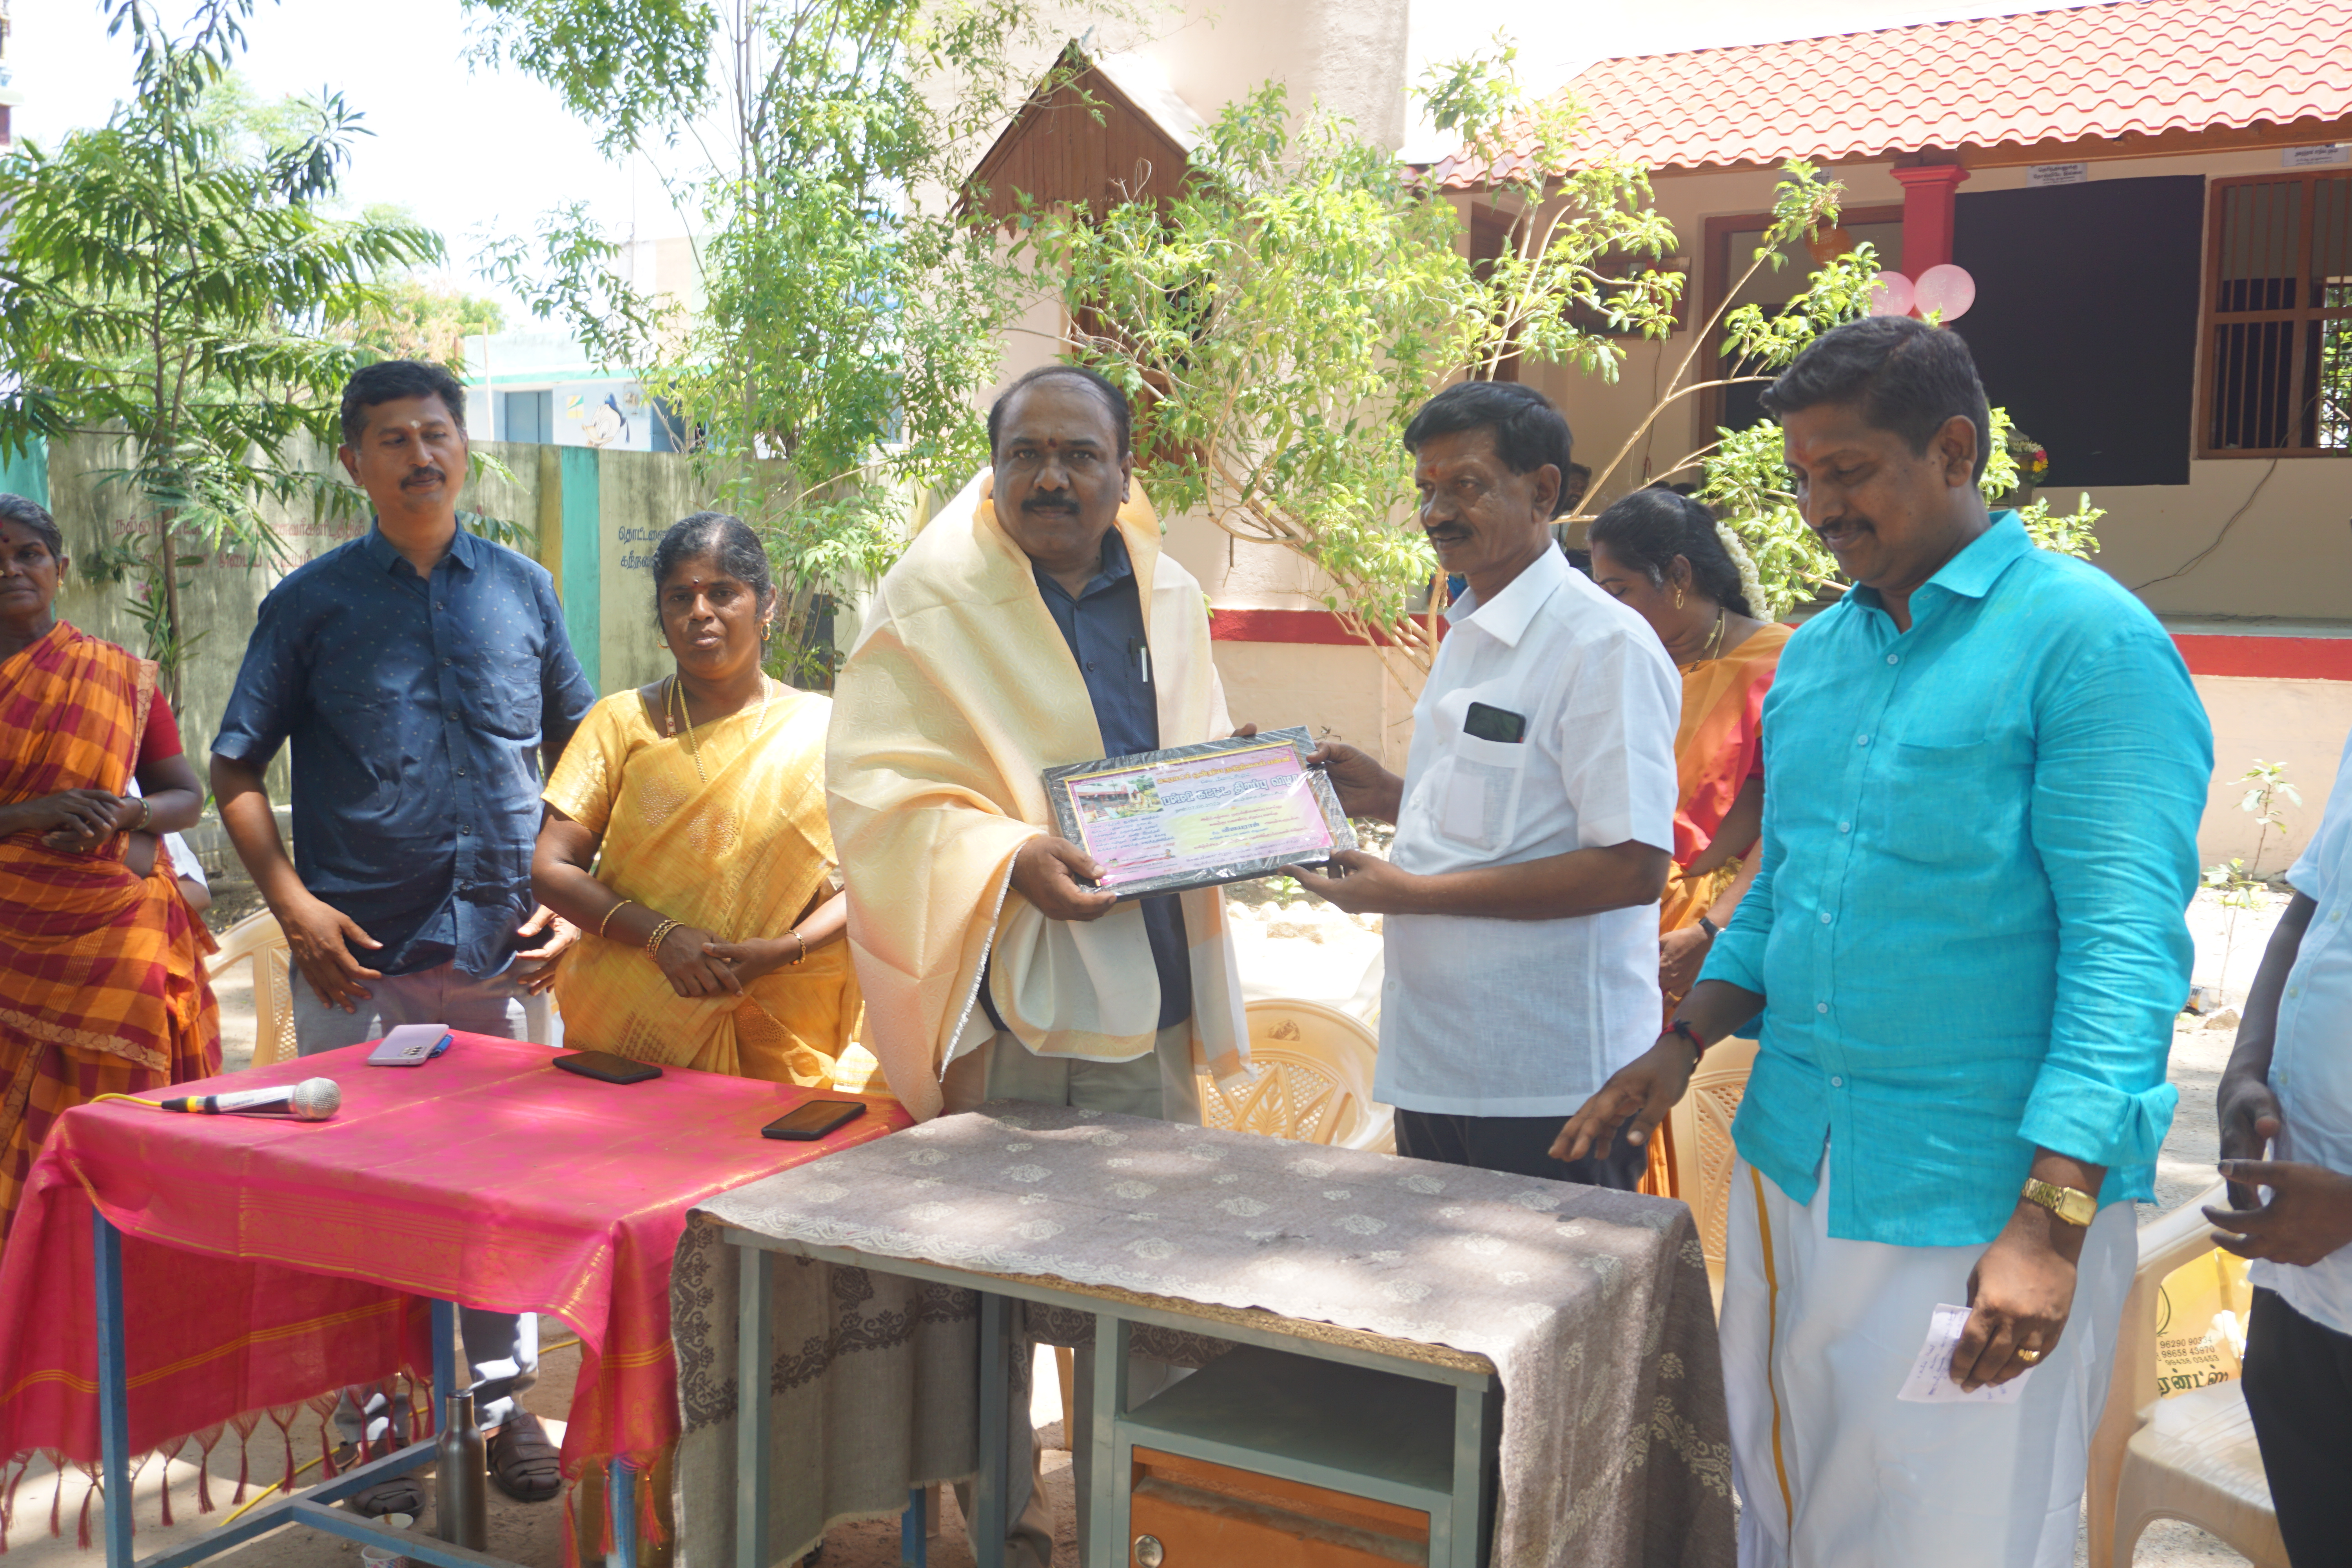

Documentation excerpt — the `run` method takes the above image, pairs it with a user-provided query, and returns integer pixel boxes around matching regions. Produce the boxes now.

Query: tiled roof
[1429,0,2352,184]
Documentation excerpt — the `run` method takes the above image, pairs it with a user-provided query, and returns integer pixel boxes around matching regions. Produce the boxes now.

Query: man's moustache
[1022,500,1078,515]
[404,470,446,485]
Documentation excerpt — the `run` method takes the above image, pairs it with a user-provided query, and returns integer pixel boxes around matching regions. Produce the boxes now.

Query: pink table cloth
[0,1035,905,1537]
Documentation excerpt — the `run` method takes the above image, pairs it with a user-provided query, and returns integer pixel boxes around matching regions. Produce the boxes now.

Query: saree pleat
[543,688,860,1087]
[0,623,220,1245]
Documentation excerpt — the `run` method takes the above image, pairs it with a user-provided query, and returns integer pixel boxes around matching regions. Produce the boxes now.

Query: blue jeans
[294,960,559,1434]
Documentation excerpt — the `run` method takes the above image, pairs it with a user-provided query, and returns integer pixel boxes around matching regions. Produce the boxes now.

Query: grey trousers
[294,958,558,1434]
[944,1022,1199,1568]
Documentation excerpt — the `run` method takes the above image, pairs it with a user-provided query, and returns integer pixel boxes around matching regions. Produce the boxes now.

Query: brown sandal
[347,1472,426,1517]
[328,1444,426,1519]
[489,1412,563,1503]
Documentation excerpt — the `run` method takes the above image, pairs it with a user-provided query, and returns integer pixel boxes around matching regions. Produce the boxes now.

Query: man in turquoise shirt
[1555,318,2210,1568]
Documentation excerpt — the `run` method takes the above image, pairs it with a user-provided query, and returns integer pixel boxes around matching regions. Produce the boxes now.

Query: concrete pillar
[558,446,601,688]
[1892,163,1971,278]
[1156,0,1412,152]
[1290,0,1412,152]
[0,437,47,508]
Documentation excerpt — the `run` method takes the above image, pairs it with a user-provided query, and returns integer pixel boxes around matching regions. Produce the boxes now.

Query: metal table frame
[724,1230,1499,1568]
[92,1212,641,1568]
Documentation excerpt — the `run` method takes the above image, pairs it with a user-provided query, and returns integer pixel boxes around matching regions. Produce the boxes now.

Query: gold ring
[2016,1347,2043,1365]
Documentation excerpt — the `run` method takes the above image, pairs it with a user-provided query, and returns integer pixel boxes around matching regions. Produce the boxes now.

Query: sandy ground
[18,884,2273,1566]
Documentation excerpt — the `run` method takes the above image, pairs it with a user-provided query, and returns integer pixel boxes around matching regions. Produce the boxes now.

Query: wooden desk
[692,1101,1735,1568]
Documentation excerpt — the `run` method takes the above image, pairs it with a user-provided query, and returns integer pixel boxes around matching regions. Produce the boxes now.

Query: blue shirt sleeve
[1700,839,1775,996]
[211,578,307,766]
[2015,617,2211,1171]
[1699,682,1785,1001]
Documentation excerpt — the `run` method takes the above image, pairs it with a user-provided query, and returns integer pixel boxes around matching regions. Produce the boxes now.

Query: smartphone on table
[762,1099,867,1141]
[552,1051,663,1085]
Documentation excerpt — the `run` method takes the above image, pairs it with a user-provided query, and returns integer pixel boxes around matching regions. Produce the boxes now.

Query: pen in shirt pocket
[1129,637,1151,684]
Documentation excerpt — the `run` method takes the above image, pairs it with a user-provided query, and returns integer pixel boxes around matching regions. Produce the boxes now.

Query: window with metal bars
[2201,171,2352,456]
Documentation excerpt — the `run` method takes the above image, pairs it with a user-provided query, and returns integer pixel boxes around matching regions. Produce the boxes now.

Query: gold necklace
[1680,608,1728,670]
[667,673,772,785]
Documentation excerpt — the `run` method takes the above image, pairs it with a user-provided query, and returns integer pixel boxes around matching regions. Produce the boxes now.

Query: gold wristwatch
[2020,1177,2097,1227]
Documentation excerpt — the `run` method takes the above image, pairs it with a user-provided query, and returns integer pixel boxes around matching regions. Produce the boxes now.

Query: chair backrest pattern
[1199,1053,1353,1145]
[1196,999,1385,1149]
[1667,1037,1759,1286]
[209,910,297,1069]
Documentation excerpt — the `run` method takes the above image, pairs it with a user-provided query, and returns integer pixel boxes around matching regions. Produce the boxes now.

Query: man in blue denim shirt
[211,359,594,1512]
[1556,319,2210,1567]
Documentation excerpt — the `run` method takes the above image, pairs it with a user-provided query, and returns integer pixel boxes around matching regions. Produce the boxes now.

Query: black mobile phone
[551,1051,663,1085]
[762,1099,867,1141]
[1463,701,1528,745]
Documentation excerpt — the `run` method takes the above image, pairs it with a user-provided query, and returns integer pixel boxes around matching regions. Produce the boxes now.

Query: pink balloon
[1866,270,1915,317]
[1912,263,1976,321]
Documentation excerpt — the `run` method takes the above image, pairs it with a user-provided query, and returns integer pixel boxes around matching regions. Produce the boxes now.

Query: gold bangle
[787,931,808,967]
[598,899,635,938]
[644,918,682,958]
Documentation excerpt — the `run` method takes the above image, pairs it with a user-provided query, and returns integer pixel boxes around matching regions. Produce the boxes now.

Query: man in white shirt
[2212,724,2352,1563]
[1290,380,1679,1185]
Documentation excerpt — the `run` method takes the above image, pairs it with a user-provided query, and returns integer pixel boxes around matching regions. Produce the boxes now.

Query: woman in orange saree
[0,496,219,1246]
[1589,489,1790,1198]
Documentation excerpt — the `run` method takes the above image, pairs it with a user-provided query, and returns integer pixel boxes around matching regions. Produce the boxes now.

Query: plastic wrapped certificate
[1042,726,1358,900]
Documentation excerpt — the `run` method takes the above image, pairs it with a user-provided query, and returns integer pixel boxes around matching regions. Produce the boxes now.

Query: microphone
[160,1078,341,1121]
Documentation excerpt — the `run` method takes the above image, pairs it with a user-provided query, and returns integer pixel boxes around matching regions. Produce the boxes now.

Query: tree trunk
[154,509,183,715]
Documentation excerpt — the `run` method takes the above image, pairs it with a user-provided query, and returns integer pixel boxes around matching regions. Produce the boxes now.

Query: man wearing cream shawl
[828,363,1249,1567]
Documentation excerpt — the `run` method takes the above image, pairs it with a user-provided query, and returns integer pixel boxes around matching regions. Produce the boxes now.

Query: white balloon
[1912,263,1977,321]
[1866,270,1915,317]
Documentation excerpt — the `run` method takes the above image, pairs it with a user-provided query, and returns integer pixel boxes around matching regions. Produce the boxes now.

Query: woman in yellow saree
[532,513,857,1086]
[0,496,218,1245]
[1588,489,1790,1197]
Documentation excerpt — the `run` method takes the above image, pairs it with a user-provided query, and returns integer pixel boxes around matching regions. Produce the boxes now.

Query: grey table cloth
[675,1102,1734,1567]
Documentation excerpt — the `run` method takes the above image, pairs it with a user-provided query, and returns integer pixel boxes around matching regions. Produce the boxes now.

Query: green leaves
[0,4,443,701]
[1022,82,1472,658]
[465,0,720,157]
[467,0,1099,678]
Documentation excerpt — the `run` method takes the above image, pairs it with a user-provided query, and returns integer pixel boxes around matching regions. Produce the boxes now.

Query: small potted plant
[1999,426,2049,508]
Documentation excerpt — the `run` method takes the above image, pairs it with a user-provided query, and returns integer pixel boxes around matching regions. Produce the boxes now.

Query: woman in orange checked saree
[1587,488,1789,1198]
[0,494,218,1247]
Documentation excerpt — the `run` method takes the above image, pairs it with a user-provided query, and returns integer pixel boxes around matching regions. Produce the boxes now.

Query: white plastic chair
[1662,1036,1759,1306]
[2085,1181,2287,1568]
[210,909,297,1068]
[1196,998,1394,1152]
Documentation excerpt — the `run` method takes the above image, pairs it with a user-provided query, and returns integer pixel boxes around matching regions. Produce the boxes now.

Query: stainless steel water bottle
[436,1390,488,1549]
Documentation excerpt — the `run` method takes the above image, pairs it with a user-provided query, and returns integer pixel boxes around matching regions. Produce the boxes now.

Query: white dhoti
[1722,1147,2136,1568]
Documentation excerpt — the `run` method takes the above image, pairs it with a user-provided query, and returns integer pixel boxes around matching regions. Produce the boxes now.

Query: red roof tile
[1430,0,2352,183]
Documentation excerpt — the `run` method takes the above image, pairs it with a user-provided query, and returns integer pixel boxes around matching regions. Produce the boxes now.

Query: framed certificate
[1042,726,1358,900]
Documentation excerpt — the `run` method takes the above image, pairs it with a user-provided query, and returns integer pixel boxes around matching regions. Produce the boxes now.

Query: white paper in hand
[1896,1303,2034,1404]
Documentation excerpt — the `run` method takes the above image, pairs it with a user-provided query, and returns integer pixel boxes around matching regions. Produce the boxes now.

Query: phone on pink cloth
[761,1100,865,1141]
[367,1024,453,1067]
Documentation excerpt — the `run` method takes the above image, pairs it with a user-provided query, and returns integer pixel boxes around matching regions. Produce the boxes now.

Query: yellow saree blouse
[542,684,858,1087]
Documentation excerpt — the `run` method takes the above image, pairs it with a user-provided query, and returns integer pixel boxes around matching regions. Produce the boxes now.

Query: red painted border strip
[2173,635,2352,682]
[1211,608,2352,683]
[1208,608,1417,647]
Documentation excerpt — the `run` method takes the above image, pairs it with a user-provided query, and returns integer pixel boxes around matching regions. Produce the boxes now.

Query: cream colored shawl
[826,470,1250,1120]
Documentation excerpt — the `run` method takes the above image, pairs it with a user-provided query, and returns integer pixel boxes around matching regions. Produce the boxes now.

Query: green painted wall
[557,446,602,690]
[0,440,49,507]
